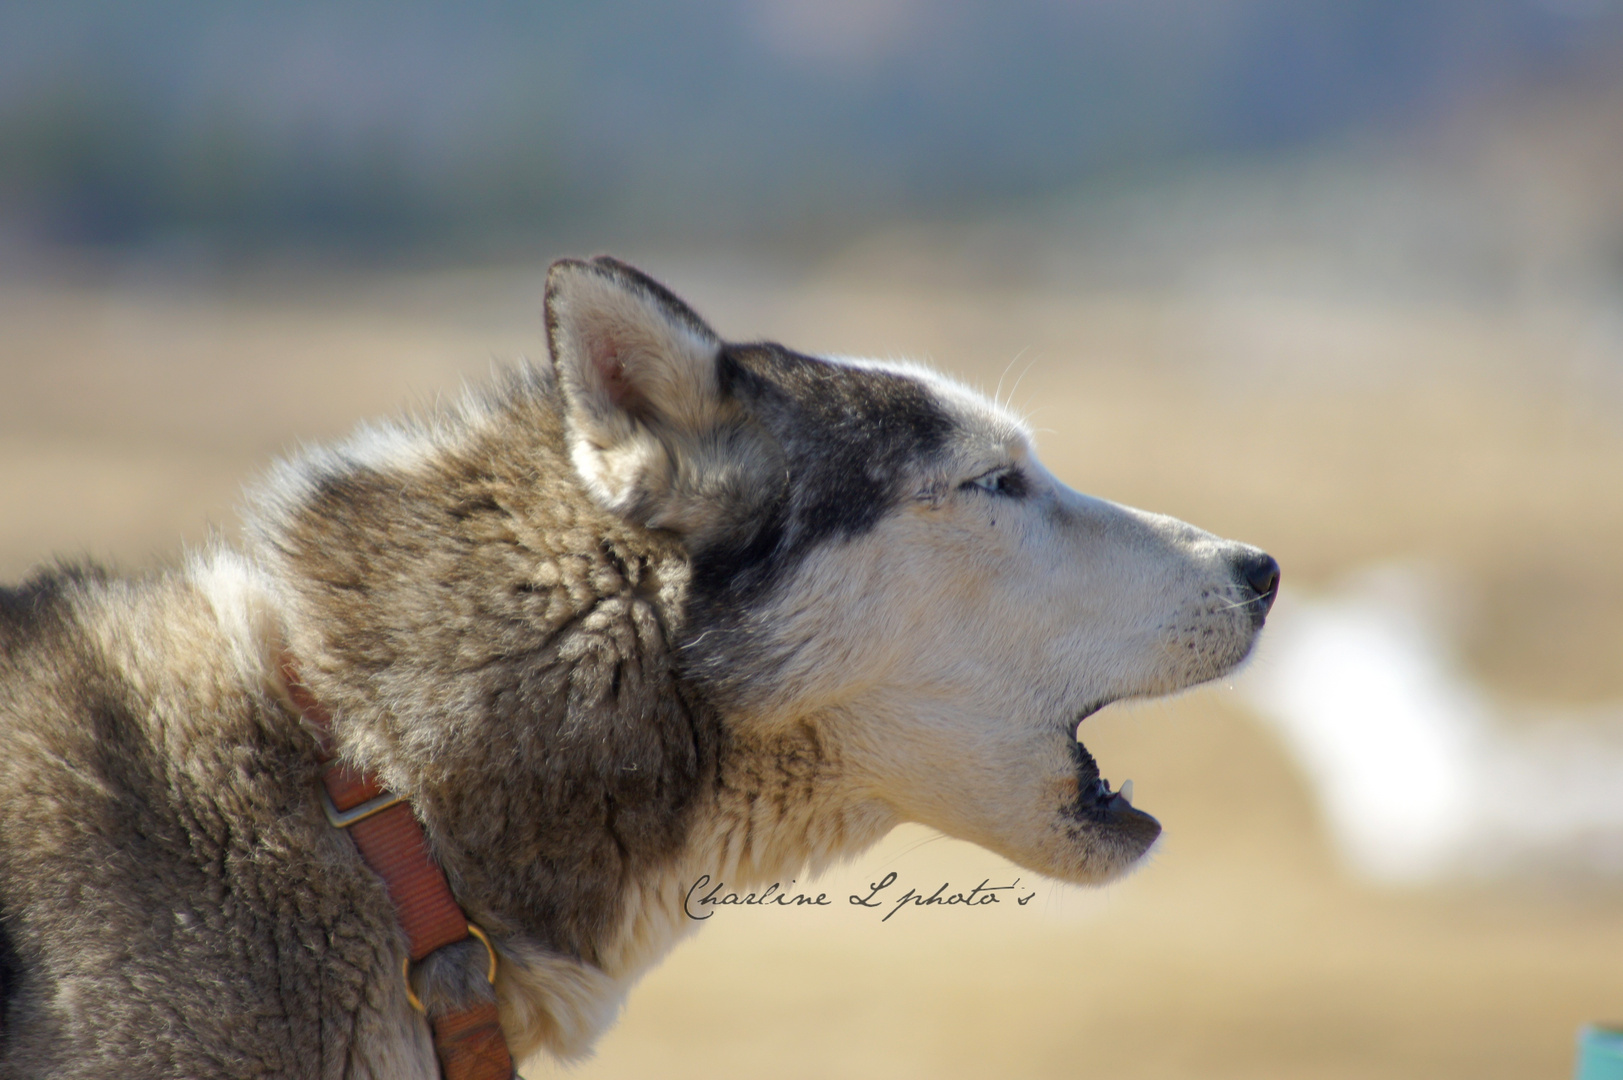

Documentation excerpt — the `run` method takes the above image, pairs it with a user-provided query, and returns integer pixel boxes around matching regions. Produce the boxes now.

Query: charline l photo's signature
[684,871,1038,923]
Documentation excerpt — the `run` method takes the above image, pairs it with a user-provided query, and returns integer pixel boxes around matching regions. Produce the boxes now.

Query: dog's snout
[1232,548,1280,623]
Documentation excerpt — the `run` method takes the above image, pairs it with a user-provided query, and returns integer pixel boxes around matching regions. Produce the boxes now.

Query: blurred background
[3,2,1623,1077]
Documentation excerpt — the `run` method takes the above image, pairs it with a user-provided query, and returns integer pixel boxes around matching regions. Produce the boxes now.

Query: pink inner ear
[589,332,645,412]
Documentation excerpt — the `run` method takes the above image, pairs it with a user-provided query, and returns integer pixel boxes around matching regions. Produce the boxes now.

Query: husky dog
[0,257,1278,1078]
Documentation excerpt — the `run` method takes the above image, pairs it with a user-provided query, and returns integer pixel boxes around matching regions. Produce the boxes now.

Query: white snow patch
[1241,564,1623,884]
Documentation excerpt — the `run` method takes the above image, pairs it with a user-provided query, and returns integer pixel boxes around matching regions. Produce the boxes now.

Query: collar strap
[280,654,517,1080]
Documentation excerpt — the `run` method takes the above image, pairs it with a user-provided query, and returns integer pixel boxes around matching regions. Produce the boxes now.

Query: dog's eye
[961,468,1027,498]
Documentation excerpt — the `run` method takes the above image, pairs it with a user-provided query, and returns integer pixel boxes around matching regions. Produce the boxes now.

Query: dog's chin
[995,732,1163,887]
[1059,736,1163,881]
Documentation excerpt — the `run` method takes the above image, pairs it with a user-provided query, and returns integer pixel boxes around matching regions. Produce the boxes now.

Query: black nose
[1233,548,1280,623]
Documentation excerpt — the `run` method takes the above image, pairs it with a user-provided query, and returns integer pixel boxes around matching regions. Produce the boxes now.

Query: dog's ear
[547,257,762,536]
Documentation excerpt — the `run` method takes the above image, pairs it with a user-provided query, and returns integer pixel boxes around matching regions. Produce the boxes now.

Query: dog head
[548,256,1279,885]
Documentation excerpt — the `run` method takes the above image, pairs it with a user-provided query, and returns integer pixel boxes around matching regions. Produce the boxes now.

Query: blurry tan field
[2,251,1620,1079]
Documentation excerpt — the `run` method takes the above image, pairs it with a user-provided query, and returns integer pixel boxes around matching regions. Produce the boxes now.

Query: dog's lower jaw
[1066,738,1162,868]
[1007,739,1161,886]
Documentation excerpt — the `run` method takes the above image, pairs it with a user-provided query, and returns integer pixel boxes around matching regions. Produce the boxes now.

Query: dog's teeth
[1119,779,1134,805]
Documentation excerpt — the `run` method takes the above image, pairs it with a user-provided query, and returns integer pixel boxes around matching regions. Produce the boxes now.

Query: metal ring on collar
[402,923,500,1015]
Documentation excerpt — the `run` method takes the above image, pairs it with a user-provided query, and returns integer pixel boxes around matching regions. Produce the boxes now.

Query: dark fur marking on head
[675,346,957,704]
[690,344,955,604]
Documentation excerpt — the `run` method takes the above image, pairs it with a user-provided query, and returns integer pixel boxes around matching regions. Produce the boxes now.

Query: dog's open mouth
[1067,705,1163,846]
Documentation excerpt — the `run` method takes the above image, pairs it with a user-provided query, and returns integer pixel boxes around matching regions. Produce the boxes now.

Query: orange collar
[280,654,516,1080]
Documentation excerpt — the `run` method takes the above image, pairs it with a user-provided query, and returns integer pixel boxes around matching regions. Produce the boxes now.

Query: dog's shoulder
[0,554,309,859]
[0,554,425,1075]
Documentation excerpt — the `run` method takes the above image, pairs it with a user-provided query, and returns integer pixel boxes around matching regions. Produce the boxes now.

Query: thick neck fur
[242,364,885,1060]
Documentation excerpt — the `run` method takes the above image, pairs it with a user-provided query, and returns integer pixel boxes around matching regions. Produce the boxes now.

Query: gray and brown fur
[0,257,1279,1078]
